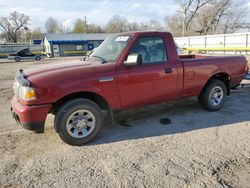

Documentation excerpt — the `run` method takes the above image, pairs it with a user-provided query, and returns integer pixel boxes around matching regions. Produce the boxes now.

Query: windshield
[89,34,131,62]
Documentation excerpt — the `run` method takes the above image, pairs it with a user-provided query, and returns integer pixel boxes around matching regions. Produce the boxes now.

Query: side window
[18,51,25,56]
[129,37,167,64]
[26,52,32,56]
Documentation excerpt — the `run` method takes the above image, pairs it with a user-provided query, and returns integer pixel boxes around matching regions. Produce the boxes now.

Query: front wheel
[15,57,21,62]
[198,79,227,111]
[55,99,103,145]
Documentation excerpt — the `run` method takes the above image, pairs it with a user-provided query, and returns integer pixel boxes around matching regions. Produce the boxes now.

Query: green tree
[73,18,87,33]
[72,18,87,33]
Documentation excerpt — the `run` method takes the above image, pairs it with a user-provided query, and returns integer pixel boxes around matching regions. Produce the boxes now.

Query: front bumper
[11,97,52,133]
[7,56,15,60]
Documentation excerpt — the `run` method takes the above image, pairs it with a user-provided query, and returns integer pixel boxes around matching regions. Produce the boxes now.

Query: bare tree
[175,0,194,36]
[217,2,247,34]
[23,27,44,43]
[0,11,30,43]
[139,20,163,31]
[165,15,183,37]
[127,22,140,31]
[175,0,210,36]
[195,0,247,35]
[105,15,128,33]
[195,0,229,34]
[31,27,44,39]
[88,24,104,33]
[45,17,63,33]
[167,0,247,36]
[222,17,246,34]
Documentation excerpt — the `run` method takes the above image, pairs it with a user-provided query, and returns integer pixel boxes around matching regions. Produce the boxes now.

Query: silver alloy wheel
[209,86,224,106]
[66,110,96,138]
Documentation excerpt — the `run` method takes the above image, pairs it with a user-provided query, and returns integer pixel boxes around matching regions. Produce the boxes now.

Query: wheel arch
[51,91,110,114]
[35,55,41,60]
[15,56,21,61]
[52,91,114,133]
[201,72,231,96]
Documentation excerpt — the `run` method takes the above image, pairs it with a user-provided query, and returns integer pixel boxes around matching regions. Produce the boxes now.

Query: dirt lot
[0,57,250,188]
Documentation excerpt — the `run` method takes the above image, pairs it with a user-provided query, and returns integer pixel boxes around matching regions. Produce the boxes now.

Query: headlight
[13,79,20,97]
[19,86,36,100]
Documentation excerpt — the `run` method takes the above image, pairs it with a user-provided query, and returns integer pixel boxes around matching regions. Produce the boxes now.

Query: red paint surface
[11,31,247,124]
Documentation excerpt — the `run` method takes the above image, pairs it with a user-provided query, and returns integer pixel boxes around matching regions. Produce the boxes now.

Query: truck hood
[18,59,117,106]
[25,59,93,76]
[24,59,109,85]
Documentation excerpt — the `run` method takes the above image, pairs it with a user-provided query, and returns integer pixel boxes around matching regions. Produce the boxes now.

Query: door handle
[164,68,174,74]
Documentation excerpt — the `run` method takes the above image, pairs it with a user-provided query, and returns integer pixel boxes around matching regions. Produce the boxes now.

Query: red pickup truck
[11,31,248,145]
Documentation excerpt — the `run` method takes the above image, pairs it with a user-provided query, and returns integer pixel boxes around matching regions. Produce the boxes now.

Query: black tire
[198,79,227,111]
[35,56,41,61]
[55,99,103,146]
[15,57,21,62]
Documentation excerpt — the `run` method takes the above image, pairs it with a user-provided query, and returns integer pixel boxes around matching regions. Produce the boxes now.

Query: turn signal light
[25,89,36,99]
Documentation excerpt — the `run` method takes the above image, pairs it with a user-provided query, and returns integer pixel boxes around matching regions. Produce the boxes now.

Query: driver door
[117,36,180,108]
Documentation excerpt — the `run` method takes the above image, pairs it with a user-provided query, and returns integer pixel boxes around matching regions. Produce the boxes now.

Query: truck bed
[180,55,247,97]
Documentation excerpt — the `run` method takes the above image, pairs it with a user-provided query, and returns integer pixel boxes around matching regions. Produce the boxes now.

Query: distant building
[44,33,110,57]
[31,39,43,45]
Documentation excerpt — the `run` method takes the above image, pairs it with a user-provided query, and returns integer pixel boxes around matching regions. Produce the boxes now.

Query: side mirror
[124,53,142,67]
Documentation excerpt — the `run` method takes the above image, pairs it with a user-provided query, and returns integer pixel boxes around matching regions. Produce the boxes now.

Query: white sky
[0,0,249,31]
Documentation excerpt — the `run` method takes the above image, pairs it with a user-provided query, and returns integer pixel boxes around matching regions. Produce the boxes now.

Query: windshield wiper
[91,55,108,64]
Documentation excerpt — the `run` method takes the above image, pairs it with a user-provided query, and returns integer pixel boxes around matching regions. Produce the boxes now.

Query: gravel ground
[0,57,250,188]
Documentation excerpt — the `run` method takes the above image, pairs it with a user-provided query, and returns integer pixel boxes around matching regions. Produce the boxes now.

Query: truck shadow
[90,87,250,146]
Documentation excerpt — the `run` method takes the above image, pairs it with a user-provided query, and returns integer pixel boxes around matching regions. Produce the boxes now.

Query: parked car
[11,31,249,145]
[245,74,250,80]
[7,48,43,62]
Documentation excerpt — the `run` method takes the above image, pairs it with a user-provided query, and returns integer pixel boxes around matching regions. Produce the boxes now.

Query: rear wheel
[198,79,227,111]
[15,57,21,62]
[35,56,41,61]
[55,99,103,145]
